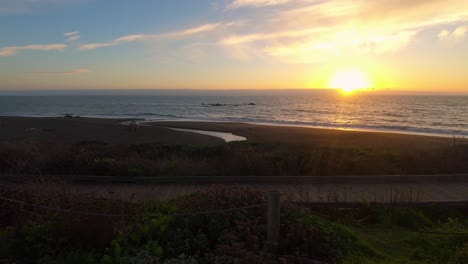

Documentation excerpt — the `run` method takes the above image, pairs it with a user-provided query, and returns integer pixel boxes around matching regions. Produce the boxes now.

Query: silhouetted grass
[0,138,467,176]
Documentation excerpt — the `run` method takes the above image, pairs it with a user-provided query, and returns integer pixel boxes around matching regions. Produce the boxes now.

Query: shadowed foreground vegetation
[1,137,467,176]
[0,186,467,263]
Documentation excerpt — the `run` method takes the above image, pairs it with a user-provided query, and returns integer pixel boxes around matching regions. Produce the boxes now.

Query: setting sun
[329,69,372,93]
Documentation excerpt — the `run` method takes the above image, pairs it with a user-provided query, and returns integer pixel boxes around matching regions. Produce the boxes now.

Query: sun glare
[329,69,372,94]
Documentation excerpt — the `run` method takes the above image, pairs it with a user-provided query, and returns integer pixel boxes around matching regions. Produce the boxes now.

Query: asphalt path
[1,174,466,204]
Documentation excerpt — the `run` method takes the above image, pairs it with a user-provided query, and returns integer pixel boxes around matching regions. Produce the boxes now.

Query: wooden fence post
[267,190,280,244]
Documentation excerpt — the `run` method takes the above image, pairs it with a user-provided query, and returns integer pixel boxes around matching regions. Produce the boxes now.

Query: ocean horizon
[1,89,468,96]
[1,91,467,138]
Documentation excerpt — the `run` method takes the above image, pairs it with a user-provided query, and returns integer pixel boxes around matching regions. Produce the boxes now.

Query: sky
[0,0,467,93]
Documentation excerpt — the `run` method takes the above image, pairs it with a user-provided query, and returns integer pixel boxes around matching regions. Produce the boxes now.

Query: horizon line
[0,88,467,96]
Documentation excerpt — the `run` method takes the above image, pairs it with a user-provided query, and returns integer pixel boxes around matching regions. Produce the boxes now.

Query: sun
[329,69,372,94]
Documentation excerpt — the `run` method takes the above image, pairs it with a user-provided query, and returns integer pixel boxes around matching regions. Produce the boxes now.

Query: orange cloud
[439,25,468,41]
[220,0,468,63]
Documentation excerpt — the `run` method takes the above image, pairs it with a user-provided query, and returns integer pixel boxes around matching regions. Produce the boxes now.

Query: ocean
[0,92,467,137]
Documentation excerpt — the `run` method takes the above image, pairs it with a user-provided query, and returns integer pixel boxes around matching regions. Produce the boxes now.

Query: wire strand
[0,196,127,217]
[2,195,466,235]
[170,204,265,216]
[282,202,339,220]
[0,195,265,218]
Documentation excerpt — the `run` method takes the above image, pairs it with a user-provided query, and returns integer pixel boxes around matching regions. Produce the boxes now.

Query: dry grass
[0,130,467,177]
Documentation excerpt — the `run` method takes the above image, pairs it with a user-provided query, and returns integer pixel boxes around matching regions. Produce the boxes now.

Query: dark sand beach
[0,116,466,176]
[150,121,451,151]
[0,116,223,145]
[0,116,451,149]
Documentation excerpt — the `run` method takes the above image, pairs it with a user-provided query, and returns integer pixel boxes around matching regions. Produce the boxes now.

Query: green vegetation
[0,186,466,263]
[0,138,467,176]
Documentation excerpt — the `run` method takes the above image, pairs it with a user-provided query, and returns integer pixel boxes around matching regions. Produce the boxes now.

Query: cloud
[64,31,79,37]
[226,0,291,10]
[80,23,231,51]
[438,25,468,41]
[177,23,224,35]
[0,44,67,57]
[80,42,118,51]
[454,26,468,39]
[218,0,468,63]
[220,28,319,45]
[67,35,80,42]
[25,68,90,74]
[438,30,450,39]
[64,31,80,42]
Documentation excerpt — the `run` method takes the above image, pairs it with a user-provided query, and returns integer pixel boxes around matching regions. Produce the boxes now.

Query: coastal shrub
[44,250,98,264]
[0,185,466,263]
[0,221,102,264]
[0,220,71,262]
[164,186,379,263]
[127,166,148,176]
[129,144,226,160]
[0,185,144,256]
[0,141,41,174]
[96,199,175,263]
[0,137,467,176]
[454,243,468,264]
[348,206,468,264]
[410,232,467,263]
[376,206,433,229]
[280,207,380,263]
[162,187,271,262]
[267,152,312,175]
[92,157,116,175]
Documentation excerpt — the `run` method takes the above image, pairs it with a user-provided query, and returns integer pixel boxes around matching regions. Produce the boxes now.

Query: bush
[0,186,465,263]
[376,206,433,229]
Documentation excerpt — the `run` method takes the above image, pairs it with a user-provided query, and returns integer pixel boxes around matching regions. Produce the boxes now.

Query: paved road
[1,174,467,204]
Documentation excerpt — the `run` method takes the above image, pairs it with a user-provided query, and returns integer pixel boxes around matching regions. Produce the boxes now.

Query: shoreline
[1,114,465,139]
[120,120,247,142]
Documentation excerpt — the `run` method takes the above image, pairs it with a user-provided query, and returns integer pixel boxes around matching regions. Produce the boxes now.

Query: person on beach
[129,119,138,132]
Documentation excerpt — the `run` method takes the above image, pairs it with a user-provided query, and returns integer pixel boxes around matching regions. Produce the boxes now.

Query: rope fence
[1,192,467,236]
[0,195,265,218]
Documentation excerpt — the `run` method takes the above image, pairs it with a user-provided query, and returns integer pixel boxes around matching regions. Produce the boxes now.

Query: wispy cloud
[0,44,67,57]
[80,23,232,51]
[79,42,117,51]
[64,31,80,42]
[25,68,90,74]
[226,0,292,10]
[64,31,79,37]
[67,35,80,41]
[219,0,468,63]
[438,25,468,42]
